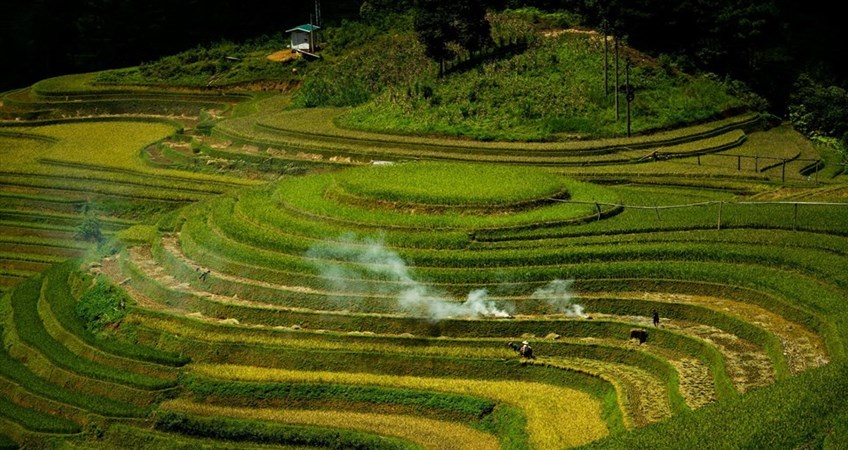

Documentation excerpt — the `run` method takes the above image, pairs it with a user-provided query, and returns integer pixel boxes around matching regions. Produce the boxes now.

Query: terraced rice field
[0,78,847,449]
[0,93,261,292]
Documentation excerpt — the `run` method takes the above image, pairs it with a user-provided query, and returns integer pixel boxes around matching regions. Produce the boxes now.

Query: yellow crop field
[192,363,609,449]
[1,122,253,185]
[161,398,500,450]
[132,315,515,359]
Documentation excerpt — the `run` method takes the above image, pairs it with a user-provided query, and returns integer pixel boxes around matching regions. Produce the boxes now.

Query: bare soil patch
[588,292,829,374]
[266,50,300,63]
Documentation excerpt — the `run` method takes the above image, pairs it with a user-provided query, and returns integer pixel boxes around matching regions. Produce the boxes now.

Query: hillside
[0,8,847,450]
[300,11,747,141]
[69,10,748,142]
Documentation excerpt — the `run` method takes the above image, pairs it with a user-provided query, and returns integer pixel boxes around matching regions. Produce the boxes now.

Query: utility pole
[312,0,321,52]
[603,20,609,96]
[626,59,632,137]
[309,14,314,53]
[315,0,321,26]
[614,34,620,121]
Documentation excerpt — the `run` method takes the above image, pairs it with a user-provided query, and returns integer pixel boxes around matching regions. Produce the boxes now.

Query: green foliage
[154,411,420,449]
[359,1,414,24]
[338,33,742,140]
[293,31,433,107]
[414,0,492,67]
[789,74,848,139]
[182,375,496,421]
[75,278,129,335]
[0,324,147,417]
[0,434,16,450]
[0,395,81,434]
[95,35,297,88]
[8,275,172,390]
[74,213,103,243]
[498,7,582,30]
[196,110,216,136]
[53,263,189,366]
[334,161,568,206]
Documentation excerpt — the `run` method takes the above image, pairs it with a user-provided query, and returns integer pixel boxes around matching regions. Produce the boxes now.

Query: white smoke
[531,279,586,317]
[401,288,512,320]
[307,236,512,321]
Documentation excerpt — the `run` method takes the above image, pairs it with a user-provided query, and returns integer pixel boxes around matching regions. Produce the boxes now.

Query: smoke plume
[531,279,586,317]
[307,235,512,321]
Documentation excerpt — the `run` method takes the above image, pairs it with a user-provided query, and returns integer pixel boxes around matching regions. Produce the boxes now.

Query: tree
[413,0,492,76]
[789,74,848,139]
[360,0,414,22]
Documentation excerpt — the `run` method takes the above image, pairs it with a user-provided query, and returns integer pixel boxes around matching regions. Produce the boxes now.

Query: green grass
[0,326,147,418]
[0,395,81,434]
[334,161,568,207]
[154,411,421,450]
[182,374,496,422]
[0,122,253,185]
[93,35,299,89]
[0,433,16,450]
[336,33,742,141]
[8,274,176,391]
[584,362,848,449]
[277,173,616,231]
[0,396,82,434]
[48,262,188,366]
[280,11,744,142]
[86,423,322,450]
[2,23,846,449]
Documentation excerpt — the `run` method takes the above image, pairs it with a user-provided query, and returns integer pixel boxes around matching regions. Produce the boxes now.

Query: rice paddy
[0,61,846,450]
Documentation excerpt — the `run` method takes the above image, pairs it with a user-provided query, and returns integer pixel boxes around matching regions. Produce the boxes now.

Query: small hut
[286,24,320,53]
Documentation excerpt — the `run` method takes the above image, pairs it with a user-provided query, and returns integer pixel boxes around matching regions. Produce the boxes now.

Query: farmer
[519,341,534,359]
[652,309,660,327]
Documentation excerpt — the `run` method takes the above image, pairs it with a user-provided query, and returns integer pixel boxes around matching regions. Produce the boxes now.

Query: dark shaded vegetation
[5,0,844,145]
[183,375,497,421]
[363,0,848,143]
[0,0,362,92]
[154,412,419,450]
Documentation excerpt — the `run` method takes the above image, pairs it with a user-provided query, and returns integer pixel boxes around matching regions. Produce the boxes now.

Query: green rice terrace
[1,19,848,450]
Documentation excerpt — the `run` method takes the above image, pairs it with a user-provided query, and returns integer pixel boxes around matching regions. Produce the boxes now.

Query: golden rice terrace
[0,58,846,449]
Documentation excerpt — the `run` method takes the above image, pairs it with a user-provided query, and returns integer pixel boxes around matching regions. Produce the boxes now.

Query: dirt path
[600,292,829,374]
[590,312,773,394]
[163,234,330,296]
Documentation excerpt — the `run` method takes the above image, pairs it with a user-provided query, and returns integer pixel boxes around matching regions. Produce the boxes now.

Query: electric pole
[626,59,633,137]
[315,0,322,26]
[614,34,619,121]
[603,20,609,96]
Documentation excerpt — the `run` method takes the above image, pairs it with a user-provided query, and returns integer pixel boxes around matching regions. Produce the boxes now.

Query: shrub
[75,278,129,334]
[789,74,848,139]
[75,213,103,243]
